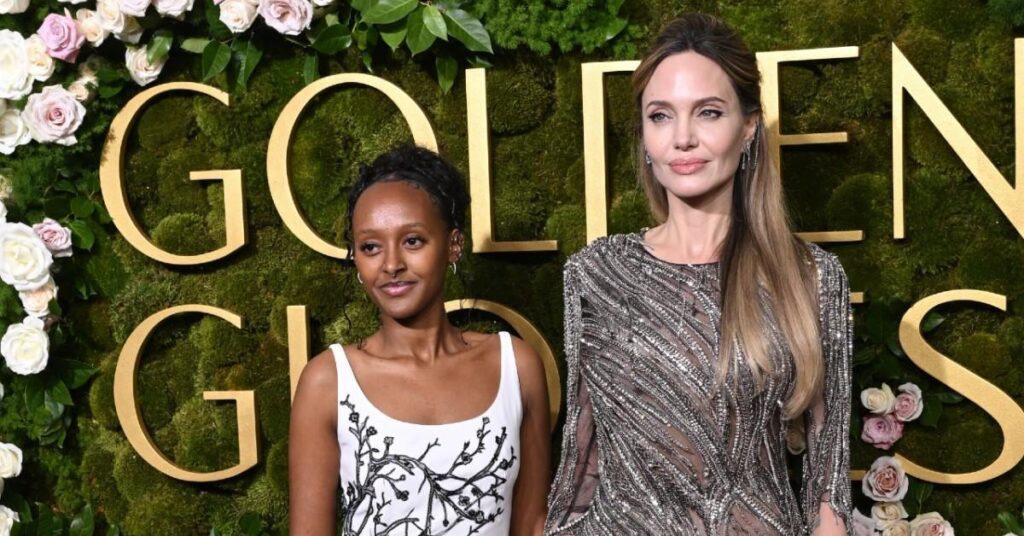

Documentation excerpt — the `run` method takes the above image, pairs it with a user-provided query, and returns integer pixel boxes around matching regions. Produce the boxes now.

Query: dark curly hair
[344,144,470,260]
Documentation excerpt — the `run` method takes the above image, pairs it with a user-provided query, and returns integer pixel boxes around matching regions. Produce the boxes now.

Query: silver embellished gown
[545,233,852,535]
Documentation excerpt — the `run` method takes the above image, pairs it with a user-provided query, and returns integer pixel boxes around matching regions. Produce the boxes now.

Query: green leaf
[97,83,125,99]
[54,180,77,194]
[362,49,374,72]
[998,511,1024,534]
[852,348,877,366]
[67,220,95,251]
[106,526,121,536]
[325,12,339,26]
[49,380,74,406]
[934,391,964,404]
[37,507,65,536]
[443,9,492,53]
[422,5,447,40]
[6,493,31,523]
[873,353,903,380]
[180,37,210,54]
[146,30,173,64]
[435,53,457,93]
[238,512,261,536]
[362,0,418,24]
[907,480,934,516]
[236,38,263,89]
[202,41,231,81]
[313,23,352,54]
[921,311,945,332]
[885,332,904,357]
[204,0,232,40]
[379,20,408,51]
[70,197,95,218]
[350,0,371,11]
[919,395,943,428]
[61,360,98,390]
[604,16,627,41]
[303,53,319,85]
[69,504,95,536]
[405,6,434,55]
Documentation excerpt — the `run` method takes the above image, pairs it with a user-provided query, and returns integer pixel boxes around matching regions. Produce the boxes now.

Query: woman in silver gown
[545,14,852,535]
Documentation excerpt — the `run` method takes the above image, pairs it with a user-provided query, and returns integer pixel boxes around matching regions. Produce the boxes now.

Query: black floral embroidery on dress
[339,396,517,535]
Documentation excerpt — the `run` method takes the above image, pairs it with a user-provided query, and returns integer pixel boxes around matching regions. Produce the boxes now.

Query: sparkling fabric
[545,233,852,535]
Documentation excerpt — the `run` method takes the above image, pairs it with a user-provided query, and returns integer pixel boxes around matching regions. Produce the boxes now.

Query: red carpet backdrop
[1,0,1024,533]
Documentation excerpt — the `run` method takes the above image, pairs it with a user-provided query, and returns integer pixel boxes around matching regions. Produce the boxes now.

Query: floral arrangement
[852,382,954,535]
[1,0,495,156]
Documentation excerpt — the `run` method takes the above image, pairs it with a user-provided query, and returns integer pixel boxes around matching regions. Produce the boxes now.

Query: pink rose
[37,9,85,63]
[258,0,312,35]
[21,85,86,146]
[894,383,923,422]
[910,512,954,536]
[32,218,73,258]
[863,456,910,502]
[862,413,904,449]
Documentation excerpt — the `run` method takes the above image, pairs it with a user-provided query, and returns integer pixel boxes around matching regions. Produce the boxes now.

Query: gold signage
[892,39,1024,239]
[99,83,248,265]
[113,305,258,482]
[267,73,439,259]
[466,69,558,253]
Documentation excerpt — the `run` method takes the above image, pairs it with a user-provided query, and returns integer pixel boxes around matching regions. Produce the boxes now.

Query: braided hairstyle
[344,144,470,260]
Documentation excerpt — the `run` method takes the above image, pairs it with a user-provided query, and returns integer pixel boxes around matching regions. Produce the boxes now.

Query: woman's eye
[358,243,379,254]
[647,111,669,123]
[699,108,723,119]
[404,236,425,247]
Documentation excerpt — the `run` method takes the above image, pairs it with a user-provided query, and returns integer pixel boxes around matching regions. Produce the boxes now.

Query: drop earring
[740,141,751,170]
[644,152,652,165]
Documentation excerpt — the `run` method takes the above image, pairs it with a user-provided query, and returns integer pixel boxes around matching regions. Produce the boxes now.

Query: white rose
[219,0,259,33]
[0,444,22,478]
[0,107,31,156]
[258,0,312,35]
[0,222,53,292]
[59,0,89,4]
[67,77,96,102]
[114,16,143,44]
[883,520,912,536]
[76,9,110,46]
[0,31,33,100]
[96,0,128,33]
[910,512,954,536]
[19,276,57,318]
[873,501,909,528]
[861,383,896,415]
[24,35,56,83]
[894,383,924,422]
[0,505,16,533]
[22,85,87,146]
[0,0,28,14]
[153,0,194,17]
[1,316,49,375]
[124,46,167,86]
[0,201,5,222]
[0,381,4,400]
[119,0,150,17]
[311,0,332,5]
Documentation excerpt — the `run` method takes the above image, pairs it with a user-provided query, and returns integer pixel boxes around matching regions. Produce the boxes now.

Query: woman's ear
[448,229,464,263]
[743,112,760,144]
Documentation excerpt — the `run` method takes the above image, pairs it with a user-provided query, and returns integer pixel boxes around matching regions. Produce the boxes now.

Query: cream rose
[114,16,143,44]
[154,0,194,17]
[1,316,49,375]
[258,0,313,35]
[67,76,96,102]
[0,505,16,535]
[19,276,57,318]
[22,85,87,146]
[0,222,54,292]
[0,30,33,100]
[0,176,11,202]
[76,9,110,46]
[883,520,912,536]
[0,107,31,156]
[25,35,56,82]
[0,200,6,222]
[0,0,28,14]
[219,0,259,33]
[863,456,910,502]
[124,46,167,86]
[861,383,896,414]
[894,383,924,422]
[910,512,954,536]
[0,443,22,478]
[119,0,151,17]
[873,501,909,528]
[96,0,128,33]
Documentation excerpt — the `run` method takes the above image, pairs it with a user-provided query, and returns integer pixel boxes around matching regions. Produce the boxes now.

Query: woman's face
[641,51,757,207]
[351,180,460,321]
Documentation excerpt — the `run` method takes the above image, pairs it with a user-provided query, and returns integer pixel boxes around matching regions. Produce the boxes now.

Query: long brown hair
[631,14,822,418]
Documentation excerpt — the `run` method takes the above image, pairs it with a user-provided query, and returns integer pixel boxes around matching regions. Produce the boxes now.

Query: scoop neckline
[634,229,720,268]
[332,332,506,430]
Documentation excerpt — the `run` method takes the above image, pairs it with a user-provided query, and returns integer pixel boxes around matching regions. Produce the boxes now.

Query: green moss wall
[4,0,1024,533]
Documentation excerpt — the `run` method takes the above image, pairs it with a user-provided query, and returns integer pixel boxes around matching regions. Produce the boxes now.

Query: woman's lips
[380,281,415,297]
[669,159,708,175]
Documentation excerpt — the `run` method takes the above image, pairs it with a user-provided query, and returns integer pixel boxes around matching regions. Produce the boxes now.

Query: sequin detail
[545,233,852,535]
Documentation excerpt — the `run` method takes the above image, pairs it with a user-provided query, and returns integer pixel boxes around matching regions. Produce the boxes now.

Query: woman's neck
[648,187,733,264]
[373,305,465,363]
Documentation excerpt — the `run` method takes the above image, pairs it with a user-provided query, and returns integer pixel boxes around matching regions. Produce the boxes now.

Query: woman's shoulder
[800,240,850,291]
[566,232,640,269]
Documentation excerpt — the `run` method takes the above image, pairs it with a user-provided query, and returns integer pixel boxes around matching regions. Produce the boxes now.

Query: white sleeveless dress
[331,331,523,536]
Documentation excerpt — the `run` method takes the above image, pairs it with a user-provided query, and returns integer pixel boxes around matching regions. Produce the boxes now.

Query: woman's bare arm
[289,350,341,535]
[509,337,552,536]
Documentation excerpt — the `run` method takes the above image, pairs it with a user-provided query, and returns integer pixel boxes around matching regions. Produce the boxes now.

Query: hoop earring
[450,262,457,275]
[356,272,363,284]
[644,152,652,165]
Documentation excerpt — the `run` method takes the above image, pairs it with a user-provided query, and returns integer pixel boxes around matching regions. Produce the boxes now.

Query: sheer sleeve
[801,251,853,533]
[545,259,600,534]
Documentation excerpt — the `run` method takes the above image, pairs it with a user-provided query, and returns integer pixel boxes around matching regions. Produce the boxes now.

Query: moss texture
[1,2,1021,534]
